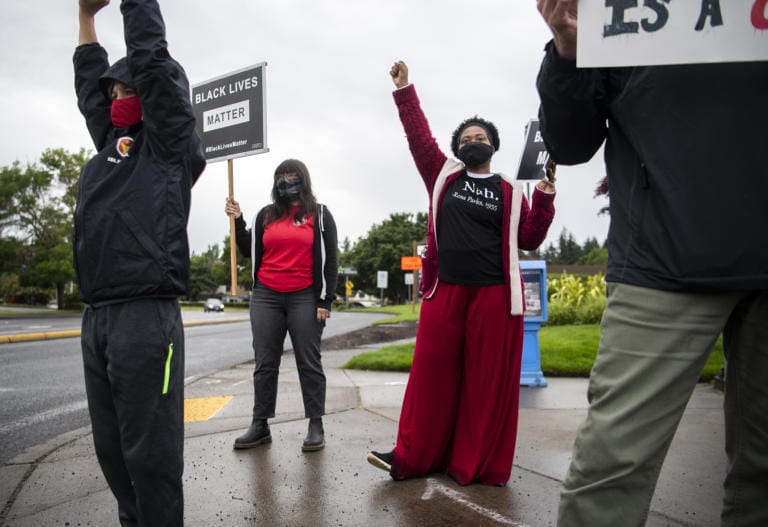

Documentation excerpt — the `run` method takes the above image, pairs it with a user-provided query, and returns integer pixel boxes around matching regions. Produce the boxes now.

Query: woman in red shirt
[225,159,338,452]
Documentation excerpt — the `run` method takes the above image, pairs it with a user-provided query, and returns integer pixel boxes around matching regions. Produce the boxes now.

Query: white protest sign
[577,1,768,67]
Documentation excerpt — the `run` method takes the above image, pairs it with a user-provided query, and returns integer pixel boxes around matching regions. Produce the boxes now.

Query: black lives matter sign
[192,63,267,162]
[516,119,549,182]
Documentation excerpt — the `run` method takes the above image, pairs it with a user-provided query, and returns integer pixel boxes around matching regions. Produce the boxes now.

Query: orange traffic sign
[401,256,422,271]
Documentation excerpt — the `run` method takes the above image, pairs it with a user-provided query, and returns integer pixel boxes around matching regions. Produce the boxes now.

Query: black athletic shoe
[367,450,394,472]
[233,420,272,449]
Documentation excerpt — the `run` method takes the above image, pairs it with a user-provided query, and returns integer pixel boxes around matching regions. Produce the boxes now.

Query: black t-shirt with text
[438,172,504,285]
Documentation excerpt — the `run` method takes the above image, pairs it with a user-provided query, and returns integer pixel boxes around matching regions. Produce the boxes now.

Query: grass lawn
[344,303,421,325]
[342,321,725,383]
[343,343,415,371]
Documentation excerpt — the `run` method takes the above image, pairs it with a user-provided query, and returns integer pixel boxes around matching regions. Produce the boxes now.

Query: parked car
[203,298,224,312]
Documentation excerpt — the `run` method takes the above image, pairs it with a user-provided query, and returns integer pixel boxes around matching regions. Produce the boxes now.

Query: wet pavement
[0,325,726,526]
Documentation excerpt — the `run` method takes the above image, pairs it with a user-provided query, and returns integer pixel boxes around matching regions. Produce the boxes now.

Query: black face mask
[276,178,302,199]
[457,142,494,168]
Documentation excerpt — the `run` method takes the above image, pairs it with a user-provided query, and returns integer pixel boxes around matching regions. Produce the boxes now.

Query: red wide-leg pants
[392,282,524,485]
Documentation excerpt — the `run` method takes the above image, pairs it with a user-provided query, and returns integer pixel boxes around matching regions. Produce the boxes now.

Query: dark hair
[450,116,500,157]
[265,159,318,225]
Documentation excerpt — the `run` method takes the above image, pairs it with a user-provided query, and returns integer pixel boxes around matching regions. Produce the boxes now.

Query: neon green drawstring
[163,342,174,394]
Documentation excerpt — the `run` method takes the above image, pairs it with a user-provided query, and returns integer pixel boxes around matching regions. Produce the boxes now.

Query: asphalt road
[0,310,389,465]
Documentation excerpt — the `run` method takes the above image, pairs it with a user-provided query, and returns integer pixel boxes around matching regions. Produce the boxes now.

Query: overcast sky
[1,1,609,256]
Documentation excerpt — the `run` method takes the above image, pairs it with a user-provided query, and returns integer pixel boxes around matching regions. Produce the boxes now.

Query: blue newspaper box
[520,260,548,387]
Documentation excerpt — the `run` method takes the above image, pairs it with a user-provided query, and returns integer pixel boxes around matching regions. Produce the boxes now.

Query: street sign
[342,267,358,275]
[401,256,422,271]
[376,271,388,289]
[192,63,268,162]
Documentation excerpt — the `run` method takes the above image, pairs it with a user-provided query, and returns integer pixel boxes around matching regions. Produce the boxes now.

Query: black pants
[250,282,326,419]
[81,298,184,527]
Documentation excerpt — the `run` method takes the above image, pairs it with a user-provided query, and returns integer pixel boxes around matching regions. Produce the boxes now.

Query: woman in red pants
[367,61,556,486]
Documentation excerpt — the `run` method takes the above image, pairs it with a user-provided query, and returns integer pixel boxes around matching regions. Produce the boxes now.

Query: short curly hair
[450,116,500,157]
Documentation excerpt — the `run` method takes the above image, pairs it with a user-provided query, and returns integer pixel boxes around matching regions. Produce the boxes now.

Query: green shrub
[547,295,605,326]
[548,272,605,306]
[4,288,52,306]
[545,272,606,326]
[547,299,579,325]
[575,295,606,324]
[61,291,84,310]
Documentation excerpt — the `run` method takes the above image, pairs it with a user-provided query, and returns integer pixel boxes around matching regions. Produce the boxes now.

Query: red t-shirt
[257,207,314,292]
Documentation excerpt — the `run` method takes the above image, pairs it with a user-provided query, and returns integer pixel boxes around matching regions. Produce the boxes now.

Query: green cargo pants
[557,284,768,527]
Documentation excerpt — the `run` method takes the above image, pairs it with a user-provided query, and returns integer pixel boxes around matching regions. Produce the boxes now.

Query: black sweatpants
[81,298,185,527]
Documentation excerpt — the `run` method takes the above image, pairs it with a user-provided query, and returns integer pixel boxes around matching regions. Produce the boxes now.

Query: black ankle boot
[302,417,324,452]
[233,419,271,449]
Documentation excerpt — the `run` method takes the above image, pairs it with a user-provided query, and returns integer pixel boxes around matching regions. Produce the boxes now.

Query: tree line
[0,149,606,308]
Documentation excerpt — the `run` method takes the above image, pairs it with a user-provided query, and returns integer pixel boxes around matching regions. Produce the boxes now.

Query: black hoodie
[73,0,206,305]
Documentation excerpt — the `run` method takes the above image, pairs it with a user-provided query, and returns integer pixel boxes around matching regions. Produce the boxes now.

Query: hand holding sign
[537,0,578,60]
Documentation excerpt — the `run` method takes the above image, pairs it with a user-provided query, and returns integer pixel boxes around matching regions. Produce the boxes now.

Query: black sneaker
[367,450,394,472]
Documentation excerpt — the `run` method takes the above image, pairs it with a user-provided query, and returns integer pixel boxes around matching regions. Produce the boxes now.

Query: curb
[0,317,250,345]
[0,330,81,344]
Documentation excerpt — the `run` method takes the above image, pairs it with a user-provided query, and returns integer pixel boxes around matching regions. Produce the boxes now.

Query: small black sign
[516,119,549,181]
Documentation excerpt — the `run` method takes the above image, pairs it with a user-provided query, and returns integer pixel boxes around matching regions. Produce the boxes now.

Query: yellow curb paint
[0,317,250,345]
[182,317,249,328]
[184,396,233,423]
[1,330,81,343]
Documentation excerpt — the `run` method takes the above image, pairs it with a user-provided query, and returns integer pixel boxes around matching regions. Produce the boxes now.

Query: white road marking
[0,400,89,434]
[422,479,531,527]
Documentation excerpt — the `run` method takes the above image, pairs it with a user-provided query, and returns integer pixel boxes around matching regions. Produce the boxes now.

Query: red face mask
[110,96,142,128]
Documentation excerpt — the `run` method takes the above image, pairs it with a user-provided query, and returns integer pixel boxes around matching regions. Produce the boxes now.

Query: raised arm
[74,0,112,150]
[78,0,109,45]
[535,0,610,165]
[389,61,448,191]
[121,0,202,169]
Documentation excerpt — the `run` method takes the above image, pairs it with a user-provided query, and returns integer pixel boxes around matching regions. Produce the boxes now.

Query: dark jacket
[73,0,205,305]
[536,41,768,292]
[234,204,339,310]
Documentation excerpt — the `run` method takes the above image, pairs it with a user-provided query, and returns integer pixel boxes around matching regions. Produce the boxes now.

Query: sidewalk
[0,337,726,526]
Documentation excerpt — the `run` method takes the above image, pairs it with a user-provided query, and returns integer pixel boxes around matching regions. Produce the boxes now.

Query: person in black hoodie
[74,0,205,525]
[535,2,768,526]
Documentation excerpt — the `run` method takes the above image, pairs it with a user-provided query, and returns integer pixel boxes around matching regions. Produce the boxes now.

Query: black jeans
[249,282,326,419]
